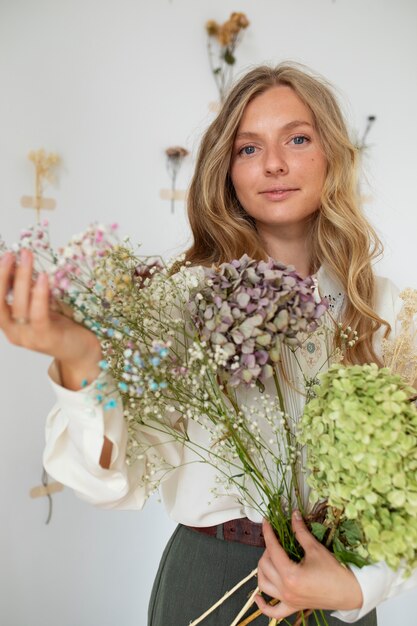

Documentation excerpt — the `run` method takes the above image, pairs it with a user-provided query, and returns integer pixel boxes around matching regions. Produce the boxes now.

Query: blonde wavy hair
[185,63,389,365]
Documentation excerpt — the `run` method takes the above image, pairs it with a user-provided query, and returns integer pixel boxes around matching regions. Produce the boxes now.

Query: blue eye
[240,145,256,155]
[292,135,309,145]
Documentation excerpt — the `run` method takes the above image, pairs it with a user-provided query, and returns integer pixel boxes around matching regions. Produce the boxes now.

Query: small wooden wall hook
[30,468,64,524]
[29,482,64,499]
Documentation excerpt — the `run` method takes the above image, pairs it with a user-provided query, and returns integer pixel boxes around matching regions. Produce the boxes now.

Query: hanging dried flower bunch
[165,146,189,214]
[355,116,377,204]
[356,115,376,152]
[24,148,60,222]
[28,148,60,193]
[205,12,250,103]
[382,288,417,387]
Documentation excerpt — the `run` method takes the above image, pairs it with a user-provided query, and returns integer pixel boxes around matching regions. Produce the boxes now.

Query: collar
[315,265,345,320]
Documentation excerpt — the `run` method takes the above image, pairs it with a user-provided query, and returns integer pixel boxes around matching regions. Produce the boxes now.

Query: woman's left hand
[255,511,363,621]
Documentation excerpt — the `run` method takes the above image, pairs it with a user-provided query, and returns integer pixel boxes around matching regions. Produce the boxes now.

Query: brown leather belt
[187,517,265,548]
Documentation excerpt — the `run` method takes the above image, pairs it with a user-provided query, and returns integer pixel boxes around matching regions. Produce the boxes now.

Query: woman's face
[230,86,327,235]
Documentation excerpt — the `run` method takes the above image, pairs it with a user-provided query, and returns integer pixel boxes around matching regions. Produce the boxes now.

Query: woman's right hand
[0,248,102,389]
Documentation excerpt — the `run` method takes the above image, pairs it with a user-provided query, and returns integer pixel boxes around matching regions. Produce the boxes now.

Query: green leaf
[340,519,363,545]
[332,536,368,568]
[311,522,327,542]
[335,547,369,568]
[223,49,236,65]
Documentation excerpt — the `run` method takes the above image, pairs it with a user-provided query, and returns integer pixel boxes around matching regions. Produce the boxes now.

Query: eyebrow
[235,120,313,140]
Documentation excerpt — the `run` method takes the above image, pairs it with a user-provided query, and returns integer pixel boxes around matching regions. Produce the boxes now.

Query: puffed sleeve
[43,360,184,509]
[333,275,417,622]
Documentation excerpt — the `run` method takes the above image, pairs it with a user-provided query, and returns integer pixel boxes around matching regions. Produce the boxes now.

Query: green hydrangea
[300,363,417,572]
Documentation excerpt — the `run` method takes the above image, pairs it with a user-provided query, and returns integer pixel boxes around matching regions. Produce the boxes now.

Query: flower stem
[230,586,260,626]
[272,368,304,514]
[170,173,176,214]
[236,598,280,625]
[188,568,257,626]
[325,508,343,548]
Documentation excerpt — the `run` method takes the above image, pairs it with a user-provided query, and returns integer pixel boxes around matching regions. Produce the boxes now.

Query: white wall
[0,1,416,625]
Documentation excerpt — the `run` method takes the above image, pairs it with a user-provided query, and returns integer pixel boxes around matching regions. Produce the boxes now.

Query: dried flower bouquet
[3,222,417,626]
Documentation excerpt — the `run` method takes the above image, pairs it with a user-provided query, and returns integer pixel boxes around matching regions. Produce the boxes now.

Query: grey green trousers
[148,524,377,626]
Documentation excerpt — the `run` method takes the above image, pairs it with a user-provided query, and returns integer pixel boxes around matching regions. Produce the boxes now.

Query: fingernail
[20,248,31,265]
[36,272,48,287]
[0,252,11,265]
[294,510,302,520]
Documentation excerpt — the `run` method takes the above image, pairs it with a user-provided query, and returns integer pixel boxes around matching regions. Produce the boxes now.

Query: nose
[264,146,288,175]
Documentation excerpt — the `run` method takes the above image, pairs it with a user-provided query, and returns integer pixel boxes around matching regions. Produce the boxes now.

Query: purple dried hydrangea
[188,255,328,387]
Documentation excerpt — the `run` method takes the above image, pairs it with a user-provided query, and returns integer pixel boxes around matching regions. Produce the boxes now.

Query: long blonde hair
[185,63,389,364]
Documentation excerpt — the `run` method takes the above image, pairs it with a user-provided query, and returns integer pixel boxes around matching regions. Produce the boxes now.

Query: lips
[260,187,299,193]
[259,187,299,201]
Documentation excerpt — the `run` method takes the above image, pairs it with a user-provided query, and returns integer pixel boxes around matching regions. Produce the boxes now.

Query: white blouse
[43,266,417,623]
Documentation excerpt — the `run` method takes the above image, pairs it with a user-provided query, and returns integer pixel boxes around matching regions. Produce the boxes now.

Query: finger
[30,272,51,327]
[257,559,282,599]
[262,519,291,569]
[0,252,15,330]
[11,248,33,321]
[258,551,283,589]
[291,510,320,553]
[254,593,296,621]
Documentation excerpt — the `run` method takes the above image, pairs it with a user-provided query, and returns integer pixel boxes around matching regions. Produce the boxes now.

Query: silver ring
[13,316,29,325]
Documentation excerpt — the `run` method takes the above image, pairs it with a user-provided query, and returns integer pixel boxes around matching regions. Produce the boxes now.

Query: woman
[0,63,416,625]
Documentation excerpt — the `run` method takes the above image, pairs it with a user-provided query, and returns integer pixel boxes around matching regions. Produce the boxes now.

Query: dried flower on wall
[355,116,377,205]
[28,148,60,185]
[205,12,250,103]
[382,288,417,388]
[356,115,376,153]
[165,146,189,213]
[21,148,60,222]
